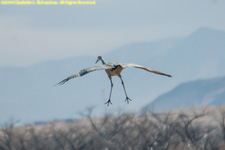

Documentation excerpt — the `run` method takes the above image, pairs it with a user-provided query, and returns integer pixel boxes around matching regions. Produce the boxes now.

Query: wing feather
[121,63,172,77]
[55,65,113,85]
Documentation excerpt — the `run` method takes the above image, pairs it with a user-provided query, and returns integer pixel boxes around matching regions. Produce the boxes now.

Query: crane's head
[95,56,103,64]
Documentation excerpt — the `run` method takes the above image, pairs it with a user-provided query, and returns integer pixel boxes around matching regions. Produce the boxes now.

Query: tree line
[1,106,225,150]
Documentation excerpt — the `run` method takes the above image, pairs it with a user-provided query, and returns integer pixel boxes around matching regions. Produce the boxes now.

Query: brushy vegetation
[1,106,225,150]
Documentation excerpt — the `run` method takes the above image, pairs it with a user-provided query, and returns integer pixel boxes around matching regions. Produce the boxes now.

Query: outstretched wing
[121,63,172,77]
[55,65,113,85]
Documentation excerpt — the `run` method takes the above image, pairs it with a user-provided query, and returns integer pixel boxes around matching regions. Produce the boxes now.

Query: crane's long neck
[101,58,106,65]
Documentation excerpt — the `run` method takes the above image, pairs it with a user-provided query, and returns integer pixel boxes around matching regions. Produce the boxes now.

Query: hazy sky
[0,0,225,67]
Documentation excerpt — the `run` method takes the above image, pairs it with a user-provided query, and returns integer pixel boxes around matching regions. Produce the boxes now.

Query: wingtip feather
[167,74,172,77]
[54,79,69,86]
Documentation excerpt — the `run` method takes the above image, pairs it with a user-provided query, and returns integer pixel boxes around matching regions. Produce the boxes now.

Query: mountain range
[143,76,225,112]
[1,27,225,123]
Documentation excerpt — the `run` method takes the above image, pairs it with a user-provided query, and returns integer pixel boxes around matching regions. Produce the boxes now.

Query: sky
[0,0,225,67]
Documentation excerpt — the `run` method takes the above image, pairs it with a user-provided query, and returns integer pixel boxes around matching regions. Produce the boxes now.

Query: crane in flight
[56,56,172,106]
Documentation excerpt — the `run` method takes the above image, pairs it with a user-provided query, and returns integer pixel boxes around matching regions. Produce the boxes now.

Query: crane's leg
[119,75,132,104]
[105,77,113,106]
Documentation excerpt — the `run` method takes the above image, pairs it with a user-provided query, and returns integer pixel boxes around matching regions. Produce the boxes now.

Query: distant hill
[1,27,225,123]
[142,76,225,112]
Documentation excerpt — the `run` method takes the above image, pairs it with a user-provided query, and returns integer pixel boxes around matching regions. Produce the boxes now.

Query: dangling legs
[105,77,113,106]
[119,75,132,104]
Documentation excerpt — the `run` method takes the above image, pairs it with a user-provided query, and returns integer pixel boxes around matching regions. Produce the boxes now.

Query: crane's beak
[95,59,99,64]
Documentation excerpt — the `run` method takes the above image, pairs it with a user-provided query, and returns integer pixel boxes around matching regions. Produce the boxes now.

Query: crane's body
[105,63,123,76]
[56,56,172,105]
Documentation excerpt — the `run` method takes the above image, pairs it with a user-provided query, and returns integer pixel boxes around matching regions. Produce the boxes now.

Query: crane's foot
[105,99,112,106]
[125,97,132,104]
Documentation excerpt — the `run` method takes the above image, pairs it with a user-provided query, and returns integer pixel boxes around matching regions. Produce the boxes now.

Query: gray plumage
[56,65,113,85]
[56,56,172,105]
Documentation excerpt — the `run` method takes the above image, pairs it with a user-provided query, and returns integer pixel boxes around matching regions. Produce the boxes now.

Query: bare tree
[1,107,225,150]
[0,118,19,150]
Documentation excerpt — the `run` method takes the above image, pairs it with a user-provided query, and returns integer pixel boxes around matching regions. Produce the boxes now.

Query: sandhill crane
[56,56,172,106]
